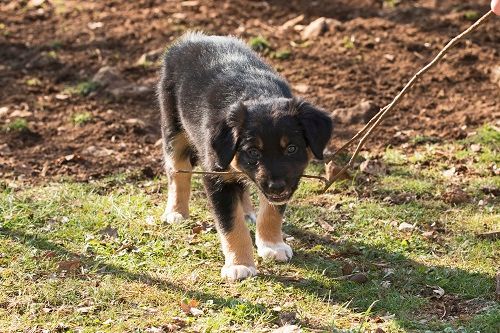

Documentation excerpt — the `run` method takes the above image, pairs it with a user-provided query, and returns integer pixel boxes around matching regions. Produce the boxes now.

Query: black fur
[158,31,332,223]
[203,177,245,233]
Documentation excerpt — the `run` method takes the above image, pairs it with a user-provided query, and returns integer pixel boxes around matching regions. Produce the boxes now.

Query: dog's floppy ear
[293,98,333,160]
[210,102,246,171]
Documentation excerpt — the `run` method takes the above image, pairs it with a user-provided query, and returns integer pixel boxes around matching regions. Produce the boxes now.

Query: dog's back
[159,32,291,121]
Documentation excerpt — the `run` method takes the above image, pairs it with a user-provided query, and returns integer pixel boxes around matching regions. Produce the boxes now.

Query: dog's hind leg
[255,194,292,262]
[204,177,256,281]
[161,131,193,224]
[159,78,193,224]
[241,189,256,224]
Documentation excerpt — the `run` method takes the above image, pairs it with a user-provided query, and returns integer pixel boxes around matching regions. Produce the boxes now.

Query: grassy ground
[0,125,498,332]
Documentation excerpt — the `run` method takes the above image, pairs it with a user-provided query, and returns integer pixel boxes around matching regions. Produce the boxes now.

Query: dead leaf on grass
[57,259,82,274]
[442,187,470,204]
[180,299,203,316]
[341,261,355,275]
[426,285,445,299]
[325,161,351,181]
[99,224,118,239]
[349,273,368,284]
[317,219,335,232]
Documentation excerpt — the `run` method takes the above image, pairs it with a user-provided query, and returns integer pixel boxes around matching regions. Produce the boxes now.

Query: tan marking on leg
[220,202,256,280]
[162,132,192,223]
[255,194,293,261]
[256,193,283,244]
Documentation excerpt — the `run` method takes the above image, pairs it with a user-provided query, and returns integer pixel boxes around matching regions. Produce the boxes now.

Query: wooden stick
[174,170,328,183]
[321,10,495,193]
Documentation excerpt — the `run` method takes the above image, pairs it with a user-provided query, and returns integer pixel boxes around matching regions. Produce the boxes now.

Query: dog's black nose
[267,180,286,194]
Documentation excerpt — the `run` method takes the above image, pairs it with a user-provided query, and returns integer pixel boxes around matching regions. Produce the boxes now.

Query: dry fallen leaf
[325,161,351,181]
[341,261,355,275]
[57,259,82,274]
[349,273,368,284]
[359,159,386,176]
[99,225,118,239]
[180,299,203,316]
[442,187,470,204]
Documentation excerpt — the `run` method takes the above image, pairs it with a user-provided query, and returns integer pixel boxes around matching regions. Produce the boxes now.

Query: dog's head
[210,97,332,204]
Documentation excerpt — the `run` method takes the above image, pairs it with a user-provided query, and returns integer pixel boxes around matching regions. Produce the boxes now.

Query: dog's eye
[286,144,298,155]
[247,148,261,160]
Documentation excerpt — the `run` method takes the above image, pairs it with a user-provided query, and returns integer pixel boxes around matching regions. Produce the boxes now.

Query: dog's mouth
[263,192,292,205]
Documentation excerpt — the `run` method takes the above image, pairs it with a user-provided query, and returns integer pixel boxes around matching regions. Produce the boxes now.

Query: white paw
[244,213,257,224]
[161,211,185,224]
[221,265,257,281]
[257,242,293,262]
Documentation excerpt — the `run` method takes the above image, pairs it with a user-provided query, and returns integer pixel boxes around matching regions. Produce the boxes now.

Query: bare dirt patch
[1,0,498,182]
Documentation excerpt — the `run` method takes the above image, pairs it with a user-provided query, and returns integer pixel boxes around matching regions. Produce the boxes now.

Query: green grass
[248,36,271,52]
[3,118,29,132]
[65,81,100,96]
[71,112,93,125]
[0,125,498,332]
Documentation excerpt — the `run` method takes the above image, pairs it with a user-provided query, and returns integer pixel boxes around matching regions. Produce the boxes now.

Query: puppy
[158,32,332,281]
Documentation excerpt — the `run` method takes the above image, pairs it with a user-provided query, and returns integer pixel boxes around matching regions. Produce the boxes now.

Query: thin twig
[175,170,328,183]
[321,10,494,193]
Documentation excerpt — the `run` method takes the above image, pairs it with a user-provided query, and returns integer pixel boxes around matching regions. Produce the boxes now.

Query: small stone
[272,325,302,333]
[125,118,146,127]
[55,93,70,100]
[280,14,304,31]
[331,100,379,125]
[0,144,11,154]
[490,66,500,88]
[398,222,415,232]
[384,54,395,62]
[470,144,481,152]
[87,21,104,30]
[181,0,199,7]
[0,106,9,117]
[83,146,114,157]
[92,66,123,88]
[293,83,310,94]
[301,17,328,40]
[110,85,153,99]
[9,110,32,118]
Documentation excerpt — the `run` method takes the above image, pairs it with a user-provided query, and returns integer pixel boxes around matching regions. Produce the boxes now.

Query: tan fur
[280,136,289,149]
[256,193,284,244]
[165,132,192,218]
[219,202,255,266]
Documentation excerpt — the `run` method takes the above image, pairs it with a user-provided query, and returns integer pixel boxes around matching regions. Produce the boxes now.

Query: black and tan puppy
[158,32,332,281]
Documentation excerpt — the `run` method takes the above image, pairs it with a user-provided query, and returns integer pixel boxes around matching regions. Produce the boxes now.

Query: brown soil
[1,0,499,182]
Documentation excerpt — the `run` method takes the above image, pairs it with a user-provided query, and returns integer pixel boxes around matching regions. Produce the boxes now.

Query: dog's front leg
[255,194,293,261]
[204,177,257,281]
